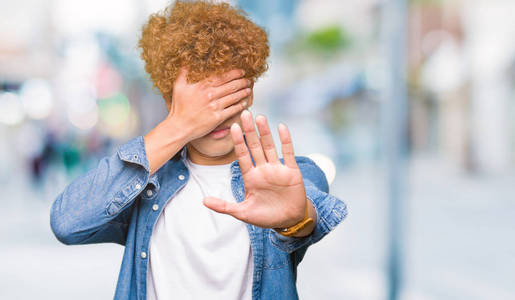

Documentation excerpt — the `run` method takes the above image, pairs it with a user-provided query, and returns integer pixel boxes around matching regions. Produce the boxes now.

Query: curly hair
[138,0,270,101]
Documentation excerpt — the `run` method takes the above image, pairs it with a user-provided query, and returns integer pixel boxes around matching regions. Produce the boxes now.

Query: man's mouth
[211,126,230,133]
[209,126,231,138]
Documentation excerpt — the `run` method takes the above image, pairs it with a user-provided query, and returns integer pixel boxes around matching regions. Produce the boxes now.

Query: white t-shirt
[146,155,253,300]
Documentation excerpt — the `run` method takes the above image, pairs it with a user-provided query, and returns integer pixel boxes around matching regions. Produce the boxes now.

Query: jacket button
[146,190,153,197]
[140,251,147,259]
[135,184,142,190]
[178,174,185,180]
[152,204,159,211]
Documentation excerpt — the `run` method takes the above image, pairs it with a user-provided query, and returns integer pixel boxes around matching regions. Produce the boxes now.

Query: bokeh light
[98,92,130,127]
[306,152,336,185]
[97,92,135,138]
[19,79,54,119]
[67,102,99,130]
[0,92,25,125]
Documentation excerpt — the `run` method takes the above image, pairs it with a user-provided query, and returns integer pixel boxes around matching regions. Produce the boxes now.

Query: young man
[50,1,347,299]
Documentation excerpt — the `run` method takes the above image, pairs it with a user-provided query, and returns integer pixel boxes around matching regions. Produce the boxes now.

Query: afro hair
[138,0,270,101]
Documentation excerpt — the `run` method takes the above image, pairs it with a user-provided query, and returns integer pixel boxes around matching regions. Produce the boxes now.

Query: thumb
[203,196,242,219]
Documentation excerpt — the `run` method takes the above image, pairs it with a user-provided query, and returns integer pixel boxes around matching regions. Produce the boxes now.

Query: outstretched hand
[203,110,315,231]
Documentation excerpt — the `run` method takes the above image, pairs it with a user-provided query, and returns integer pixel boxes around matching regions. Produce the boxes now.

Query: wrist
[274,197,316,237]
[284,204,308,228]
[160,115,193,143]
[145,122,186,152]
[144,117,191,175]
[291,198,317,237]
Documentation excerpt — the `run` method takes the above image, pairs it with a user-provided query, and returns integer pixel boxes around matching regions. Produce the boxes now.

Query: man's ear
[247,81,255,107]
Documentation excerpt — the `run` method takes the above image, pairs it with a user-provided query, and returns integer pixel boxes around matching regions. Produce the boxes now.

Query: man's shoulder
[293,155,321,173]
[293,155,316,166]
[293,155,329,193]
[276,155,320,172]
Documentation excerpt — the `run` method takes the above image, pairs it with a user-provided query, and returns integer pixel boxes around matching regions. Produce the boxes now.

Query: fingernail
[242,100,247,107]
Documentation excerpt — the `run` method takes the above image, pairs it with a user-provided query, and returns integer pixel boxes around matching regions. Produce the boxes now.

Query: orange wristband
[275,197,314,237]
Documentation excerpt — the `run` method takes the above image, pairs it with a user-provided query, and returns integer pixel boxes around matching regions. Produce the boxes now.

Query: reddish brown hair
[138,0,270,100]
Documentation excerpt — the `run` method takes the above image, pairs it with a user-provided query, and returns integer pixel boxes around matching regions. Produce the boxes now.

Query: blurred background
[1,0,514,299]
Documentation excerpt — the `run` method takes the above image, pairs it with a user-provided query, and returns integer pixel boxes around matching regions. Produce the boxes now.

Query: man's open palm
[203,110,308,229]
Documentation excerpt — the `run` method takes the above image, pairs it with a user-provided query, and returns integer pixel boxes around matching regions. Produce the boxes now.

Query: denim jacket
[50,134,347,300]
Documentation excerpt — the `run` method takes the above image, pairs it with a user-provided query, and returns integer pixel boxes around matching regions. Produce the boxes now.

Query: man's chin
[200,143,234,156]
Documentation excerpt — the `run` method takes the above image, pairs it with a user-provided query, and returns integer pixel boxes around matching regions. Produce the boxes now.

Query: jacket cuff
[105,136,152,216]
[117,135,150,173]
[269,183,348,253]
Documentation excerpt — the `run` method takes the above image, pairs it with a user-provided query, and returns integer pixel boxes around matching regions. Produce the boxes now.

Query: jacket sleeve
[50,136,154,246]
[268,156,348,254]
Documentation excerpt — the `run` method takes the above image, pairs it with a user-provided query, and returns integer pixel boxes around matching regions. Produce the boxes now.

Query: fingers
[221,99,247,120]
[240,110,267,166]
[230,122,254,175]
[218,88,251,109]
[205,69,245,87]
[211,78,251,100]
[231,111,283,170]
[203,196,246,221]
[255,114,280,164]
[278,123,298,168]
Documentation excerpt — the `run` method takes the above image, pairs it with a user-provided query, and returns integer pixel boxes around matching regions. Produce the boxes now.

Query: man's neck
[186,144,237,166]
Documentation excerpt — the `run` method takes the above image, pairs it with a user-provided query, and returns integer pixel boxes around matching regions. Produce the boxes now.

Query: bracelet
[274,197,314,237]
